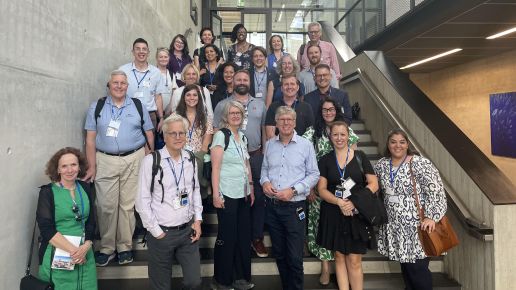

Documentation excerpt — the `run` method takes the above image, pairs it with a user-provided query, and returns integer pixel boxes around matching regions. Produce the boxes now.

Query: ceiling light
[486,27,516,39]
[400,48,462,70]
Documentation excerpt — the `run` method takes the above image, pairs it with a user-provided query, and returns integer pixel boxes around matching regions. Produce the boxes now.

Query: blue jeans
[266,198,306,290]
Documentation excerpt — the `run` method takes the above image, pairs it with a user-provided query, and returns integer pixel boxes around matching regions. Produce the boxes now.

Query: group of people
[35,21,448,290]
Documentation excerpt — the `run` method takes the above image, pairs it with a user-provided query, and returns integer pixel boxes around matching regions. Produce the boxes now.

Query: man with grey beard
[213,69,269,258]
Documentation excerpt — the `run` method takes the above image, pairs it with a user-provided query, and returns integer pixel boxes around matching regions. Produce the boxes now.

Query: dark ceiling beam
[354,0,487,52]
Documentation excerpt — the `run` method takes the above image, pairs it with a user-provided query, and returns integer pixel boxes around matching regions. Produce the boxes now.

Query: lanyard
[176,57,183,69]
[164,69,169,87]
[334,147,350,180]
[389,155,408,187]
[308,67,315,78]
[254,68,267,92]
[60,181,85,231]
[132,69,149,89]
[231,134,246,161]
[166,155,184,193]
[110,103,124,120]
[206,63,218,85]
[188,115,197,142]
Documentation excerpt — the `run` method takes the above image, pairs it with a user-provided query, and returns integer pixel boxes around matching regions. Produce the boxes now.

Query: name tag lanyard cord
[335,147,350,183]
[206,63,219,85]
[389,154,408,188]
[60,181,86,239]
[232,136,250,197]
[254,68,267,93]
[166,155,185,200]
[133,69,149,89]
[188,115,197,144]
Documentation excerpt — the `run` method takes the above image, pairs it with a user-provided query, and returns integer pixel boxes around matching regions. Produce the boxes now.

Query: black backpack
[202,128,247,181]
[94,96,150,149]
[140,149,197,246]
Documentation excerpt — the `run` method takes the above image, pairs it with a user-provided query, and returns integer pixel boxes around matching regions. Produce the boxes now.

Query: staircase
[97,120,460,290]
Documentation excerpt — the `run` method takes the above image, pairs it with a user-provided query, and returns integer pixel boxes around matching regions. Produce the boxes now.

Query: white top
[167,85,213,119]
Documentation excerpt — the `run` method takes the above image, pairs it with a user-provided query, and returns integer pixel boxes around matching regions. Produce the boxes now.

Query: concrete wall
[0,1,200,288]
[410,49,516,183]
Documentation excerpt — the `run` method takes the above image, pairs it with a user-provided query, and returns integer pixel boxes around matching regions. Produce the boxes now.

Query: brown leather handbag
[409,161,459,256]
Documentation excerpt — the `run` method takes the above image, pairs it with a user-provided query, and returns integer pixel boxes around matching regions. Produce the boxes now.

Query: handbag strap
[25,218,37,276]
[409,160,425,223]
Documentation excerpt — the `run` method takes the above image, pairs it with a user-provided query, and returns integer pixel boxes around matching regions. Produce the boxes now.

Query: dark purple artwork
[490,92,516,158]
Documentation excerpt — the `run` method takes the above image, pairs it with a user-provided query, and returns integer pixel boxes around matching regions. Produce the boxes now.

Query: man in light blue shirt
[260,106,319,290]
[84,70,154,267]
[119,38,164,131]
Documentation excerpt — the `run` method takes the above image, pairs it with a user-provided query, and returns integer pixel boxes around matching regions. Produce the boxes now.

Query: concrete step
[96,244,444,279]
[354,129,372,142]
[350,121,365,131]
[357,141,379,155]
[98,273,460,290]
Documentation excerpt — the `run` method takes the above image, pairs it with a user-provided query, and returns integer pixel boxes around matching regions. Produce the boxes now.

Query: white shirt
[167,86,213,119]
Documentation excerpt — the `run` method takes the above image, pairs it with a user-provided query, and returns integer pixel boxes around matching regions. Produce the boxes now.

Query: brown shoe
[252,239,269,258]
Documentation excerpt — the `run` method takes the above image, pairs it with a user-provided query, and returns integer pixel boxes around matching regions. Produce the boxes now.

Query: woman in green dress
[303,97,359,285]
[36,147,97,290]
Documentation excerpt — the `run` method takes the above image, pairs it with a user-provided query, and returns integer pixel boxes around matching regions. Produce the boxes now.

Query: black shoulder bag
[20,219,54,290]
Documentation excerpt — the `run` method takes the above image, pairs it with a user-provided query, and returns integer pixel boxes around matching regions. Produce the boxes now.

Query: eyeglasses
[229,111,242,116]
[315,73,330,79]
[175,40,185,45]
[277,118,295,123]
[72,202,83,222]
[308,30,320,35]
[164,131,186,138]
[322,107,336,114]
[133,47,149,52]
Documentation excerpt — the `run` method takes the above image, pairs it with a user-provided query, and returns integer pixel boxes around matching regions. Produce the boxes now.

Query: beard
[235,84,250,95]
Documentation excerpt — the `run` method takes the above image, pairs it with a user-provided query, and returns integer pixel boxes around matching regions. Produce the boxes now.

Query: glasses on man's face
[164,131,186,138]
[322,107,336,114]
[72,203,83,222]
[277,118,295,124]
[315,73,330,79]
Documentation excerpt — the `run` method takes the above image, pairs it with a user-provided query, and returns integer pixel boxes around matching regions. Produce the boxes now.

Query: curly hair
[199,27,216,44]
[231,24,246,43]
[45,147,88,182]
[215,62,238,87]
[175,84,208,133]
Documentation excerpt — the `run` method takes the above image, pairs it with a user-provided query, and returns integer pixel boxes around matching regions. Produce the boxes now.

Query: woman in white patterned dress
[374,129,447,290]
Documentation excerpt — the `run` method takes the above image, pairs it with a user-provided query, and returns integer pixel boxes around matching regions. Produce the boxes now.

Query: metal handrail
[342,69,493,241]
[334,0,363,29]
[319,21,495,241]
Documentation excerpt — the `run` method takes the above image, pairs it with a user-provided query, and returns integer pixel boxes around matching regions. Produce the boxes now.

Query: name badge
[341,177,356,191]
[296,207,306,221]
[235,61,242,67]
[236,52,242,57]
[388,195,400,204]
[273,62,277,68]
[255,92,263,99]
[134,91,144,100]
[180,192,189,206]
[106,119,121,137]
[385,187,395,196]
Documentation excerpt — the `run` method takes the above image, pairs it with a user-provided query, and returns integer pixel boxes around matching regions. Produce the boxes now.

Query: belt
[266,197,305,207]
[159,222,189,232]
[97,147,142,157]
[248,148,262,156]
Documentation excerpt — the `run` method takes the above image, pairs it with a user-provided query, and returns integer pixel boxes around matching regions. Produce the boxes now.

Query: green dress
[38,184,98,290]
[303,126,359,261]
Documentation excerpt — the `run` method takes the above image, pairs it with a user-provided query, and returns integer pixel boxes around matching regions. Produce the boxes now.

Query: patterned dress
[302,126,359,260]
[374,155,447,263]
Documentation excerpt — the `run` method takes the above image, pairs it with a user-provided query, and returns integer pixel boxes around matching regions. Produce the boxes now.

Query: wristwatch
[291,186,298,196]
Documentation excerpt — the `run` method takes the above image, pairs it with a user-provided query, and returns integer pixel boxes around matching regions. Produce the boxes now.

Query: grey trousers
[147,226,201,290]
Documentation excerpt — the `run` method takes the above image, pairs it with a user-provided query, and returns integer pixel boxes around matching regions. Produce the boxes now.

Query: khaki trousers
[95,148,145,254]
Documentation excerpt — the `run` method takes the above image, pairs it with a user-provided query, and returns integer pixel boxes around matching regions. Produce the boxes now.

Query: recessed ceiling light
[400,48,462,70]
[486,27,516,39]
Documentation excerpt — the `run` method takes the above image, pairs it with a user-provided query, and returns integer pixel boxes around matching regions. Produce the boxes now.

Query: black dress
[317,150,375,255]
